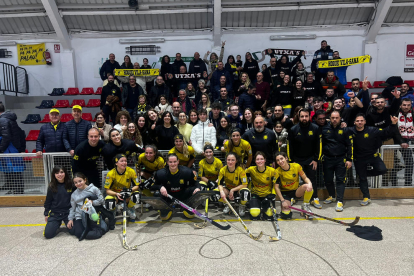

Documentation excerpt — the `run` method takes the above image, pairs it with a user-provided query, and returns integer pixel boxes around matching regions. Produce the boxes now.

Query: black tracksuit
[270,84,292,107]
[242,128,277,164]
[243,59,260,82]
[102,139,144,170]
[303,81,323,97]
[321,124,352,202]
[288,122,321,199]
[43,183,73,239]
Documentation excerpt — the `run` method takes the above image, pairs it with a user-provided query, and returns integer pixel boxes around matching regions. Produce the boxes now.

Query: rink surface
[0,199,413,276]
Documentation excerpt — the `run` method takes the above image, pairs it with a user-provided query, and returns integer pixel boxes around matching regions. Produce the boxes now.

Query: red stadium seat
[344,82,352,89]
[70,99,86,107]
[82,113,93,121]
[60,113,74,123]
[80,87,94,95]
[39,114,51,123]
[95,87,103,95]
[86,99,101,107]
[63,87,80,96]
[405,80,414,87]
[26,130,40,141]
[53,100,70,108]
[373,81,386,88]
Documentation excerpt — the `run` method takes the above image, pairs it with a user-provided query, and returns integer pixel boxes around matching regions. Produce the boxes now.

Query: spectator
[255,72,271,111]
[324,87,336,108]
[197,92,212,113]
[195,79,210,106]
[270,74,292,116]
[292,80,306,114]
[227,104,243,129]
[154,95,173,116]
[241,108,255,134]
[398,98,414,186]
[172,52,186,74]
[267,50,304,76]
[263,57,279,90]
[366,91,401,128]
[292,62,308,84]
[214,87,233,112]
[141,58,155,94]
[216,116,231,149]
[122,75,145,120]
[305,94,314,110]
[399,83,414,103]
[120,55,133,69]
[331,51,348,85]
[303,72,323,97]
[344,78,362,107]
[236,54,243,68]
[235,72,251,99]
[225,54,242,88]
[175,66,191,95]
[242,116,277,165]
[171,102,182,123]
[123,122,143,148]
[209,102,226,129]
[154,111,179,150]
[36,109,67,154]
[310,96,325,122]
[261,64,267,72]
[273,121,288,153]
[149,76,172,108]
[204,41,225,78]
[160,55,174,82]
[63,105,92,156]
[366,93,379,114]
[213,75,233,101]
[211,61,232,98]
[321,70,346,97]
[188,109,199,126]
[113,110,131,138]
[177,89,196,115]
[311,40,334,81]
[314,110,327,128]
[185,82,196,99]
[136,114,154,146]
[189,52,208,76]
[100,53,120,81]
[101,74,122,124]
[146,108,160,130]
[190,109,217,155]
[243,52,260,82]
[268,104,288,129]
[239,84,257,112]
[92,111,111,142]
[135,94,151,118]
[176,111,193,144]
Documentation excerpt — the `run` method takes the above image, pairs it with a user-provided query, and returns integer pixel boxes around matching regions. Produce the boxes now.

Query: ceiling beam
[60,8,212,16]
[213,0,221,47]
[365,0,393,43]
[40,0,71,50]
[222,3,375,12]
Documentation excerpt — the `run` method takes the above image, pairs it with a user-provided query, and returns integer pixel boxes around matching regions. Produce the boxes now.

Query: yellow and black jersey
[137,153,165,173]
[218,166,248,190]
[246,166,279,197]
[223,139,252,163]
[104,167,138,193]
[198,157,223,181]
[275,163,305,191]
[168,146,195,166]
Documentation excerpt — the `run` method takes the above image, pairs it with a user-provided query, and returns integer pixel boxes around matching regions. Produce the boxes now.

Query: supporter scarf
[114,69,159,77]
[137,104,147,112]
[158,103,170,113]
[398,111,414,139]
[174,73,202,79]
[318,55,371,68]
[266,49,304,56]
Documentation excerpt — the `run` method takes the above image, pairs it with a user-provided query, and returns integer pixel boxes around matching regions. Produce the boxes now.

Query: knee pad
[239,188,251,205]
[280,210,292,220]
[199,181,208,191]
[119,188,132,200]
[140,178,155,190]
[105,196,116,211]
[131,191,141,204]
[141,189,152,197]
[208,180,217,190]
[249,207,261,218]
[264,207,273,219]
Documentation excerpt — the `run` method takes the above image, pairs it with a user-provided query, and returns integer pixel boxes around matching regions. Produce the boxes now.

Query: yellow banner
[318,55,371,68]
[17,43,46,66]
[114,69,159,77]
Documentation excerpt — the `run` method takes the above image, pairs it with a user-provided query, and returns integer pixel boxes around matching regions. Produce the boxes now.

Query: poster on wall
[17,43,46,66]
[405,44,414,73]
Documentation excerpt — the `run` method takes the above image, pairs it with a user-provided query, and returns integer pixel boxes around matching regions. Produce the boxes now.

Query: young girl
[217,152,249,216]
[67,172,106,240]
[217,116,231,150]
[197,92,211,113]
[245,152,279,220]
[273,121,288,153]
[169,134,195,168]
[222,129,252,168]
[44,166,73,239]
[123,122,143,148]
[135,95,151,118]
[154,95,173,116]
[241,108,255,133]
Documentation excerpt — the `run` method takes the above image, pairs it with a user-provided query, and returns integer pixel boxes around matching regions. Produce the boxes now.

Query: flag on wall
[17,43,46,66]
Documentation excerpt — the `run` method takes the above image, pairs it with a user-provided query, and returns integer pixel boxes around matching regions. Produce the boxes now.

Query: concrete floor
[0,199,413,276]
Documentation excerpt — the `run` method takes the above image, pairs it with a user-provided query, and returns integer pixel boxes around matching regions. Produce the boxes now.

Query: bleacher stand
[63,88,79,96]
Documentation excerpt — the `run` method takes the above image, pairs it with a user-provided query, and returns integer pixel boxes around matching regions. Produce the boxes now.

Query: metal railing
[0,62,29,96]
[379,144,414,188]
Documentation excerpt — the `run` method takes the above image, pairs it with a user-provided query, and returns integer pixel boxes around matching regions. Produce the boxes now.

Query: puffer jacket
[190,120,217,154]
[0,111,25,152]
[63,119,92,152]
[68,184,104,221]
[36,122,67,152]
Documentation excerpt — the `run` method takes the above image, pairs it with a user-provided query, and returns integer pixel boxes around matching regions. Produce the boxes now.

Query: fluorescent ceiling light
[0,41,17,46]
[270,35,316,40]
[119,38,165,44]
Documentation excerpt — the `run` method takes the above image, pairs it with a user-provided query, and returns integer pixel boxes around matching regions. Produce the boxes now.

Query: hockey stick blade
[194,221,207,229]
[290,206,360,226]
[269,208,282,241]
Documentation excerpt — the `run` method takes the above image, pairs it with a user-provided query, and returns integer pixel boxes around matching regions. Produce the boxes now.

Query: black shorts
[281,190,297,201]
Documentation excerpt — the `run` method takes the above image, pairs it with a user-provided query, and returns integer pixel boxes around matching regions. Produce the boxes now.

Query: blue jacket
[238,92,256,112]
[332,66,348,85]
[0,137,25,173]
[63,119,92,152]
[99,60,121,81]
[36,122,67,153]
[344,89,369,108]
[210,69,232,96]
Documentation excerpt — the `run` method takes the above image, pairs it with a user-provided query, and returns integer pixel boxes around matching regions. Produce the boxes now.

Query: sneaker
[128,208,137,221]
[324,196,336,204]
[301,203,314,219]
[360,198,371,206]
[223,205,230,215]
[335,202,344,212]
[311,198,322,209]
[238,205,246,216]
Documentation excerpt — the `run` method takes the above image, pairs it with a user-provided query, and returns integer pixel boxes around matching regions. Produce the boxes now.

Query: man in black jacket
[37,109,67,155]
[321,111,352,211]
[214,87,234,112]
[303,72,323,97]
[288,108,322,208]
[172,53,186,74]
[149,76,172,107]
[239,84,257,112]
[63,105,92,157]
[100,53,120,81]
[100,74,122,124]
[311,40,334,81]
[122,75,145,120]
[189,52,207,75]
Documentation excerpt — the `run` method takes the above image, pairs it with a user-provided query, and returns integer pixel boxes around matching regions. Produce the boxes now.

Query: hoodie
[68,184,104,221]
[100,60,121,81]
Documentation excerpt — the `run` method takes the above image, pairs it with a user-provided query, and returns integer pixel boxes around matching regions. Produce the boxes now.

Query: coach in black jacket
[63,105,92,156]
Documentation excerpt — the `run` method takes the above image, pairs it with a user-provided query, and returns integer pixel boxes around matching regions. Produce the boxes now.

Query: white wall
[3,26,413,97]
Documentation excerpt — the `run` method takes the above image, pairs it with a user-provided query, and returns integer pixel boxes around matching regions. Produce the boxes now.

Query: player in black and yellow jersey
[136,145,165,197]
[151,154,201,220]
[104,154,140,222]
[217,152,250,216]
[198,143,223,186]
[222,129,253,168]
[274,152,314,219]
[168,134,195,168]
[245,152,279,220]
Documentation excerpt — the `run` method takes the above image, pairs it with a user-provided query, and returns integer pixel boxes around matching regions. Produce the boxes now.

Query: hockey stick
[121,190,138,250]
[133,156,144,215]
[289,206,360,226]
[167,194,230,230]
[194,189,209,229]
[269,207,282,241]
[223,198,263,241]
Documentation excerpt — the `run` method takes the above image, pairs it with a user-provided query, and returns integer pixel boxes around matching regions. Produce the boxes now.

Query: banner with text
[318,55,371,69]
[17,43,46,66]
[114,69,160,77]
[405,44,414,73]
